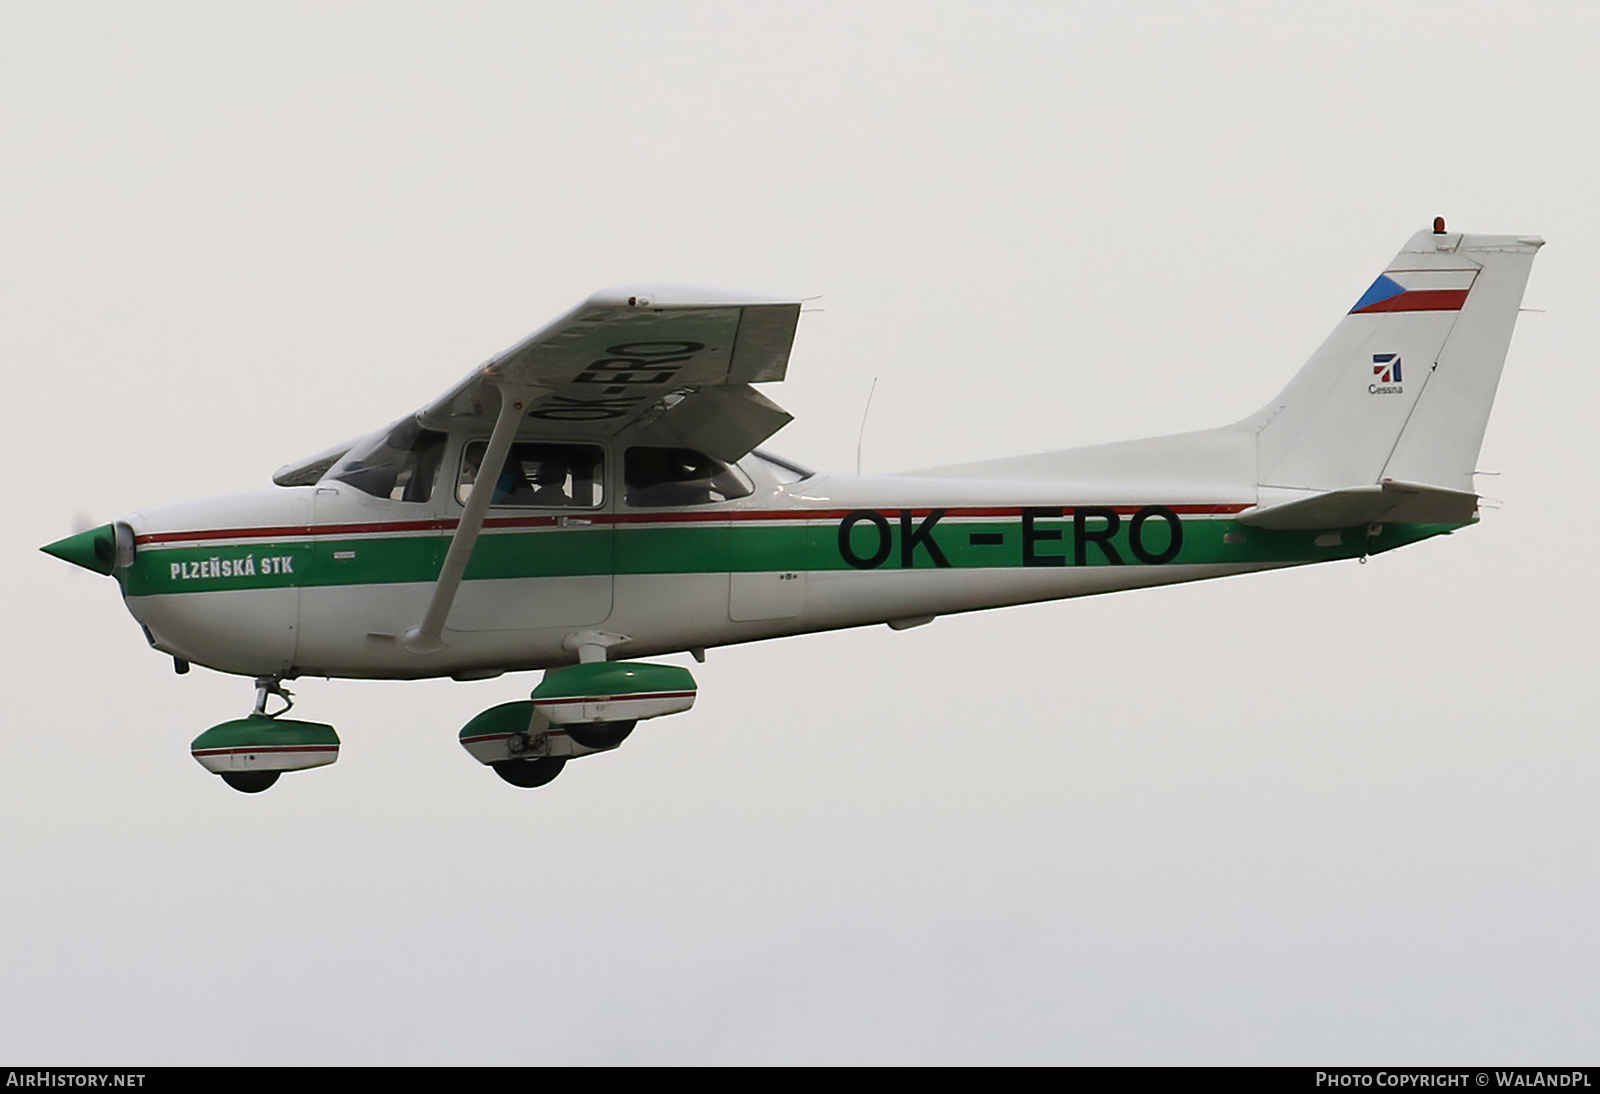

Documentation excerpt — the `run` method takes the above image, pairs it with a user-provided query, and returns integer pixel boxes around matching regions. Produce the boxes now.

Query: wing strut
[402,384,530,654]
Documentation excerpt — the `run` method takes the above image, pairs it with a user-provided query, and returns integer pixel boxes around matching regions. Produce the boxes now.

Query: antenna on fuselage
[856,377,878,476]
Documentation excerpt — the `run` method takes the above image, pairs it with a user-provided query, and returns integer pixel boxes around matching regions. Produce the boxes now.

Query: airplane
[42,220,1542,793]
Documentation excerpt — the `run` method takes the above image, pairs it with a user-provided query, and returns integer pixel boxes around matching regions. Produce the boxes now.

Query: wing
[416,286,801,462]
[393,286,802,653]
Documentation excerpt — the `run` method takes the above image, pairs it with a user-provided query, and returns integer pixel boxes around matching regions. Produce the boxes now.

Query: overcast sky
[3,0,1597,1065]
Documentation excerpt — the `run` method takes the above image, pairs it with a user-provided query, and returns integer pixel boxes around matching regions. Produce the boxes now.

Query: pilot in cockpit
[492,452,571,507]
[527,460,571,506]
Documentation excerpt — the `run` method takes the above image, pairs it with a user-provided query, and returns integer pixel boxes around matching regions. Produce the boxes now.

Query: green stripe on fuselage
[122,514,1467,596]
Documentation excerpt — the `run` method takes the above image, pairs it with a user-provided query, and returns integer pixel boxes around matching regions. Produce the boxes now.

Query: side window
[326,418,447,503]
[457,441,604,508]
[625,447,753,507]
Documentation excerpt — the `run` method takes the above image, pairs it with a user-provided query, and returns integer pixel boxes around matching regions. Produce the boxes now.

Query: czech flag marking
[1350,269,1477,314]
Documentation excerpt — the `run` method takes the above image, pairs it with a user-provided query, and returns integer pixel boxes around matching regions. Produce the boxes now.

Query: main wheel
[564,720,636,751]
[492,757,566,788]
[220,770,280,794]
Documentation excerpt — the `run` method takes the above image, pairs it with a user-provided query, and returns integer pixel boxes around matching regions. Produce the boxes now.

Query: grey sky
[3,1,1597,1064]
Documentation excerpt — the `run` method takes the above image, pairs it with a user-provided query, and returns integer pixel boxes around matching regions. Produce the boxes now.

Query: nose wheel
[190,675,339,793]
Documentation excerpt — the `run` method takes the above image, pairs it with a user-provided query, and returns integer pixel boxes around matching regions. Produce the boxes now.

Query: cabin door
[446,438,615,631]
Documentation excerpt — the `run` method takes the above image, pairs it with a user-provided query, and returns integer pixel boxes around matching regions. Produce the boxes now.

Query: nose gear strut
[253,676,294,718]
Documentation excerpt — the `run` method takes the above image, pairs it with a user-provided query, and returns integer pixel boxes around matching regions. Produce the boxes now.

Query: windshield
[324,417,447,502]
[750,448,815,483]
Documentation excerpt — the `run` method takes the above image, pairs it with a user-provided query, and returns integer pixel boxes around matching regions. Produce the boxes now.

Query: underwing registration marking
[531,341,709,421]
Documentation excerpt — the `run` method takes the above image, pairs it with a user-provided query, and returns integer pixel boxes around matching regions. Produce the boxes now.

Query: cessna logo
[1370,353,1403,395]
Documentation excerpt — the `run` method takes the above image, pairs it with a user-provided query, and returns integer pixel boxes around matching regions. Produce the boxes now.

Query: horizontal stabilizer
[1236,479,1479,530]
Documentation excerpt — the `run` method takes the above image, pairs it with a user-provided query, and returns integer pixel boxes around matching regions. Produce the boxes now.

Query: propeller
[42,517,129,576]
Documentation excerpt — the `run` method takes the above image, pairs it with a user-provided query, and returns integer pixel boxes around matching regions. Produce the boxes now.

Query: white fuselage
[119,446,1315,681]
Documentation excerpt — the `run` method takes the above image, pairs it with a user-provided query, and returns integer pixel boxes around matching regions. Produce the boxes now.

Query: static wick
[857,377,878,477]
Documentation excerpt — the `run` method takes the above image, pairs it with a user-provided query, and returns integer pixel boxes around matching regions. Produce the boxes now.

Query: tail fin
[1251,227,1543,497]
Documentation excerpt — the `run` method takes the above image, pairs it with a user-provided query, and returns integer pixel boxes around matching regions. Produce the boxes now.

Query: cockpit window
[457,441,604,508]
[625,447,753,507]
[325,418,447,502]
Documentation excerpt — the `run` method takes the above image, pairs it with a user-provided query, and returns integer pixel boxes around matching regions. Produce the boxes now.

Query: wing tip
[584,285,800,310]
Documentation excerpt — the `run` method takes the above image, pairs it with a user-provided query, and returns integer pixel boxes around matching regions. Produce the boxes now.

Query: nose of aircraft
[41,523,118,575]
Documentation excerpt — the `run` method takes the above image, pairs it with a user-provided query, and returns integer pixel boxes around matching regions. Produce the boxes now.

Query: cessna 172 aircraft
[43,221,1541,793]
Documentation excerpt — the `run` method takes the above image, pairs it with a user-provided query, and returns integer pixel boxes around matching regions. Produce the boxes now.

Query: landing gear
[252,676,294,717]
[458,703,643,790]
[492,757,567,788]
[457,659,697,790]
[190,674,340,794]
[565,720,635,750]
[220,770,281,794]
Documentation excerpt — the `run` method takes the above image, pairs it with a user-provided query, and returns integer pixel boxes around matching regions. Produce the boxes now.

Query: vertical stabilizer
[1251,228,1542,496]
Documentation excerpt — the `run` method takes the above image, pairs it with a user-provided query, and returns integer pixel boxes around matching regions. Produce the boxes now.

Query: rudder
[1251,226,1542,497]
